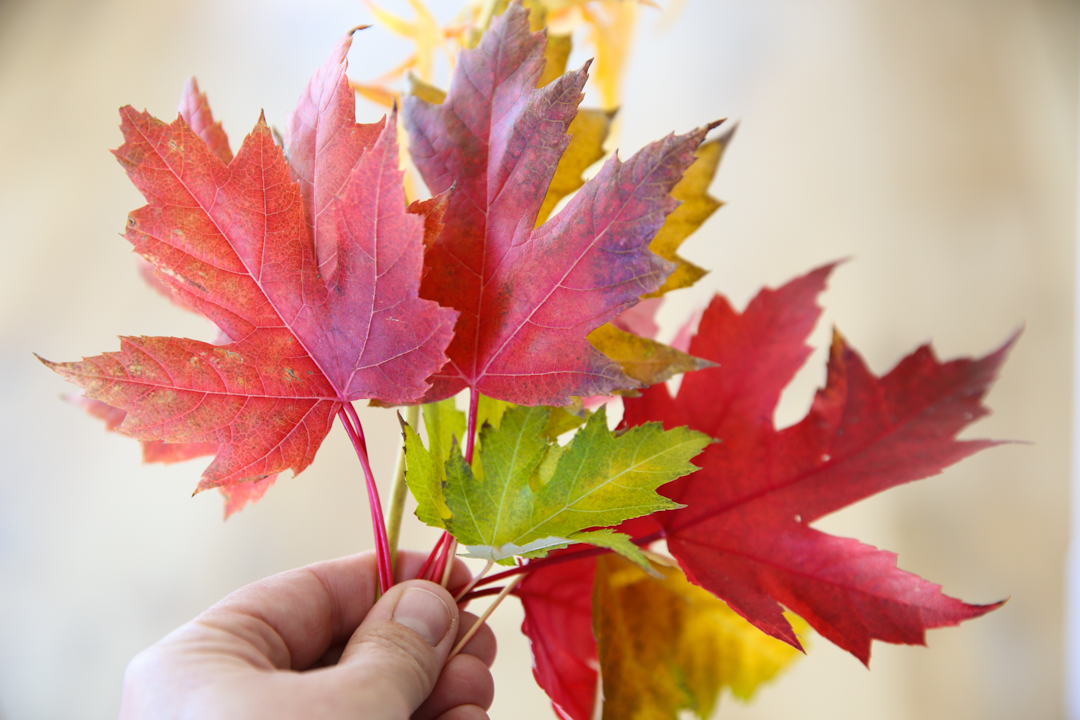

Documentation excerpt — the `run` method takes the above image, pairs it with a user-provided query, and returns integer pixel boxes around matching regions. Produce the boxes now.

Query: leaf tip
[704,118,725,134]
[994,327,1023,362]
[35,352,72,379]
[692,355,719,371]
[715,117,739,144]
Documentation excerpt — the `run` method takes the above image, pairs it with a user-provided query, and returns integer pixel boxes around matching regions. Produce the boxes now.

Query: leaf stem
[418,532,448,581]
[338,405,394,594]
[454,559,494,602]
[459,584,511,602]
[465,386,480,465]
[428,532,454,581]
[387,405,420,575]
[448,575,524,661]
[439,539,458,588]
[429,535,455,584]
[430,387,482,585]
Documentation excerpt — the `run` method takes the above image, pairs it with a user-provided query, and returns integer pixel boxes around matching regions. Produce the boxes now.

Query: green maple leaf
[405,404,710,567]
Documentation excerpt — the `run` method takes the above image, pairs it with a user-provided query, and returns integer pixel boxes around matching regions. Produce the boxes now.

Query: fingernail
[393,587,452,646]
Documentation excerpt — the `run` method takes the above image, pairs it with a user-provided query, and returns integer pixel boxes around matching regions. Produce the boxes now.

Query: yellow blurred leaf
[364,0,446,81]
[587,323,712,386]
[407,72,447,104]
[536,108,615,226]
[469,1,647,108]
[539,32,573,87]
[580,1,639,110]
[350,80,399,109]
[366,1,416,37]
[646,130,732,297]
[594,555,809,720]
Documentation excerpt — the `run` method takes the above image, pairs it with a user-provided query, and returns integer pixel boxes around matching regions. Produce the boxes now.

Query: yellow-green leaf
[588,323,713,386]
[421,395,500,481]
[442,405,551,564]
[421,398,466,472]
[477,394,514,430]
[594,554,809,720]
[542,403,589,440]
[509,527,655,573]
[421,405,708,565]
[402,421,451,528]
[646,134,730,297]
[566,528,655,572]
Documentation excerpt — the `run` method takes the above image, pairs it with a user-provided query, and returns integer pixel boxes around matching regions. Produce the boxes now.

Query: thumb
[332,579,459,717]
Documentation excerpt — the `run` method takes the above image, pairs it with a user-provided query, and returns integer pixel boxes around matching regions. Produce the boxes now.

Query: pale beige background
[0,0,1074,718]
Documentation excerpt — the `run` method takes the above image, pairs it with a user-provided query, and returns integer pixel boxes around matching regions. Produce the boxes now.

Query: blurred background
[0,0,1075,718]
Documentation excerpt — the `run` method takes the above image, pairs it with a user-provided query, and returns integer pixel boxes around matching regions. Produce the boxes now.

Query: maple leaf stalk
[454,559,495,602]
[338,403,393,594]
[460,585,513,602]
[386,404,421,573]
[417,532,449,580]
[427,387,482,585]
[450,574,525,660]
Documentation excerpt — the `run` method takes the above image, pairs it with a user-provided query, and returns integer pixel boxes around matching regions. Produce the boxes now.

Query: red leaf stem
[429,387,483,583]
[343,402,369,456]
[459,585,516,602]
[338,406,393,593]
[465,387,479,464]
[430,542,451,583]
[418,532,448,581]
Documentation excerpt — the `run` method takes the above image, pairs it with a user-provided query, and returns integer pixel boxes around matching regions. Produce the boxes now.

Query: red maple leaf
[70,80,270,516]
[515,265,1010,718]
[403,3,715,406]
[284,29,385,281]
[41,39,457,494]
[178,76,233,165]
[620,264,1009,663]
[519,551,598,720]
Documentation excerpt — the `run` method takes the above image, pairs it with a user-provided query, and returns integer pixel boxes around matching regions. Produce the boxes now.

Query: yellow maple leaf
[587,323,712,387]
[594,554,808,719]
[374,0,655,107]
[646,126,734,297]
[542,0,664,109]
[538,31,573,86]
[363,0,450,82]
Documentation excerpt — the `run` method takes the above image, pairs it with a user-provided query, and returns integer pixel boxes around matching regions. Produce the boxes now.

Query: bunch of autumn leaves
[44,4,1009,719]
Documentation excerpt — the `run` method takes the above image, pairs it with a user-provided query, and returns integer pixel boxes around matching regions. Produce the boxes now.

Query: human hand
[119,552,496,720]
